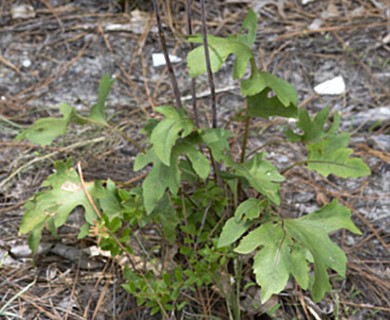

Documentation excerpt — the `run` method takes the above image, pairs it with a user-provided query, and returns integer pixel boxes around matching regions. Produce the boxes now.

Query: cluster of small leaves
[16,8,372,317]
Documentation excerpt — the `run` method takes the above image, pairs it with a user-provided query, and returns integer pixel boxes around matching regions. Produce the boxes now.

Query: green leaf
[187,35,254,79]
[179,144,210,180]
[150,106,194,166]
[251,225,292,302]
[225,153,285,205]
[15,74,114,146]
[151,194,179,244]
[234,198,266,221]
[235,223,299,302]
[307,133,371,178]
[235,9,257,47]
[217,217,252,248]
[15,104,76,146]
[234,201,360,302]
[285,107,336,143]
[135,149,180,214]
[286,107,332,143]
[88,73,114,125]
[288,244,310,290]
[241,70,298,108]
[248,88,298,119]
[97,179,121,221]
[201,128,232,161]
[284,200,361,302]
[27,222,44,255]
[19,160,100,254]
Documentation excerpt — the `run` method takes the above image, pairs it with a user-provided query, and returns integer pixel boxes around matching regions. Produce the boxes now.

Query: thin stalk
[281,159,360,175]
[186,0,200,126]
[200,0,217,128]
[240,101,251,163]
[233,256,242,320]
[152,0,183,110]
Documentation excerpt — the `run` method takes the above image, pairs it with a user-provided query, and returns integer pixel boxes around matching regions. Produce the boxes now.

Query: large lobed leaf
[187,9,257,79]
[307,133,371,178]
[233,200,361,303]
[286,107,370,178]
[284,200,361,301]
[187,35,254,80]
[19,160,100,254]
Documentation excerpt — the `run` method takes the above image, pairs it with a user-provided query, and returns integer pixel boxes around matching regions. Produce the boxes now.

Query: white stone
[314,75,346,95]
[22,59,32,68]
[152,53,181,67]
[302,0,317,5]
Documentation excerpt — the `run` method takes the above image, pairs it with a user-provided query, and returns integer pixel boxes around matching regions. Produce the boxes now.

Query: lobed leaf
[19,160,100,254]
[187,35,254,79]
[135,149,179,214]
[307,133,371,178]
[15,104,76,146]
[233,200,360,303]
[285,200,360,302]
[150,106,194,166]
[15,74,114,146]
[285,106,337,143]
[241,70,298,107]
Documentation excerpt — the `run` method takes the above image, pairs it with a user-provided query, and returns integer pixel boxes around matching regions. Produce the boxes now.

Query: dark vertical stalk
[152,0,183,110]
[186,0,200,127]
[200,0,217,128]
[240,101,251,163]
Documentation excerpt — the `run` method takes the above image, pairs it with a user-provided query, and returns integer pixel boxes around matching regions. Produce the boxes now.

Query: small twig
[280,159,368,175]
[200,0,217,128]
[0,55,23,76]
[339,300,390,313]
[152,0,183,110]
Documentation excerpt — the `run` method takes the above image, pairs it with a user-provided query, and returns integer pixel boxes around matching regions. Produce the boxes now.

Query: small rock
[302,0,317,5]
[11,5,36,20]
[314,75,346,95]
[22,59,32,68]
[308,18,324,31]
[152,53,181,67]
